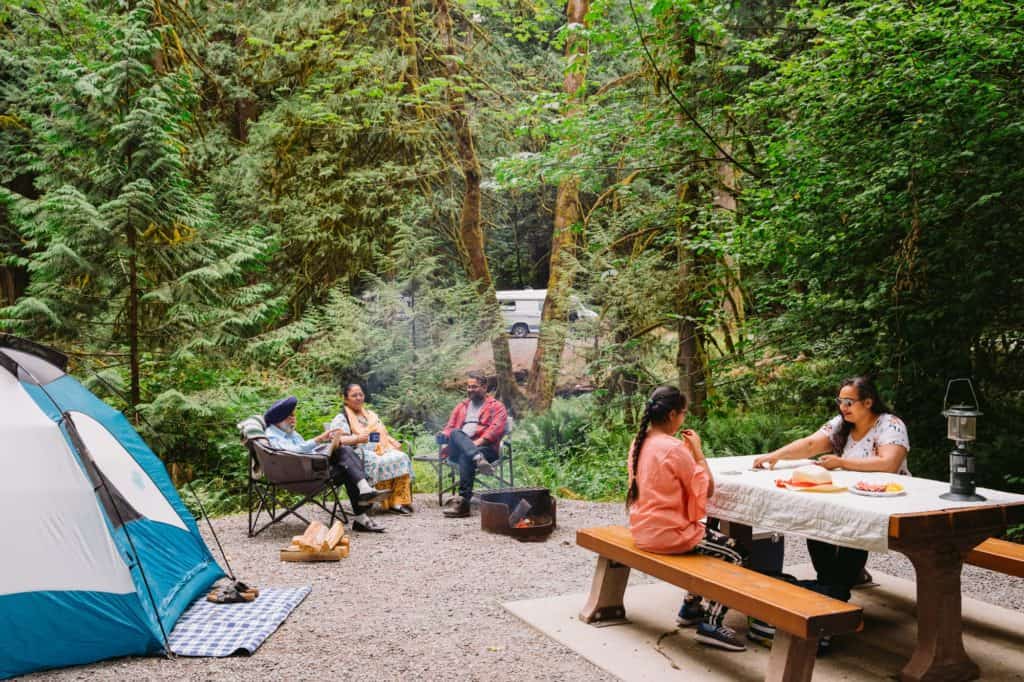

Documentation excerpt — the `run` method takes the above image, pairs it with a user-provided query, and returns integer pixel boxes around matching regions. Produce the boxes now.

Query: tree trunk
[527,0,589,412]
[233,33,257,142]
[434,0,523,412]
[0,174,35,306]
[528,177,580,410]
[671,31,707,415]
[712,149,744,355]
[675,205,707,415]
[126,223,141,413]
[395,0,420,89]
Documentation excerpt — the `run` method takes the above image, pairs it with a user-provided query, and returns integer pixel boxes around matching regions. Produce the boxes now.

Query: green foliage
[735,0,1024,476]
[1,0,270,394]
[4,0,1024,513]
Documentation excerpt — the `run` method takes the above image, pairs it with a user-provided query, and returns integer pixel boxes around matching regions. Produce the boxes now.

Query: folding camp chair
[240,416,348,537]
[413,439,515,507]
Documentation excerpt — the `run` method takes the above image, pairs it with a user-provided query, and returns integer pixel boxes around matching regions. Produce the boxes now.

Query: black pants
[806,538,868,602]
[446,430,499,501]
[329,445,371,514]
[685,526,749,626]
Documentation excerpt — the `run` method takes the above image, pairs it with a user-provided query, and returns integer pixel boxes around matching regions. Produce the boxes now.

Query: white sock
[357,479,374,494]
[354,513,370,524]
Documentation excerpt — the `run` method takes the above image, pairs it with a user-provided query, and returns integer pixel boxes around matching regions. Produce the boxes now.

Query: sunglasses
[834,397,861,409]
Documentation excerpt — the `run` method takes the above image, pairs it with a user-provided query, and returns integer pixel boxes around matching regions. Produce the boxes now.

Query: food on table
[854,481,904,493]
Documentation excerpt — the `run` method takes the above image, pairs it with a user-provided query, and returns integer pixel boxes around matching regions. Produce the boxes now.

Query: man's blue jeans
[446,430,499,501]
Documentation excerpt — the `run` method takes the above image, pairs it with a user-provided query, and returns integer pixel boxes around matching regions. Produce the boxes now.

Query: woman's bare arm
[818,444,907,473]
[753,431,832,469]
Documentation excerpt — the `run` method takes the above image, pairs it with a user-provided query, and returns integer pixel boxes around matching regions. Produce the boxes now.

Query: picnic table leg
[714,518,754,553]
[898,539,983,682]
[579,556,630,625]
[765,632,818,682]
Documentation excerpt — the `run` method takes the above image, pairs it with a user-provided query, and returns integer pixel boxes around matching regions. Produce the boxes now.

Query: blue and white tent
[0,335,224,678]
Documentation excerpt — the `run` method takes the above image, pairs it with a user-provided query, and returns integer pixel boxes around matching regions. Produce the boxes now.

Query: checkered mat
[168,586,311,657]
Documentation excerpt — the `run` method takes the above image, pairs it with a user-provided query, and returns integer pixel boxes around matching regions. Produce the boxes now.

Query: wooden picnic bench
[577,526,863,682]
[966,537,1024,578]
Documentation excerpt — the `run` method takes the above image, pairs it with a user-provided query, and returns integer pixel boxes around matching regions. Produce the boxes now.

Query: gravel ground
[29,495,1023,681]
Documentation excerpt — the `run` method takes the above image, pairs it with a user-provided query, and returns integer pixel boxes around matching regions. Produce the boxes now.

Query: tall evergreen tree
[1,0,265,410]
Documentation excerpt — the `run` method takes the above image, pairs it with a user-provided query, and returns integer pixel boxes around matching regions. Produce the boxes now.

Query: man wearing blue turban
[264,396,389,533]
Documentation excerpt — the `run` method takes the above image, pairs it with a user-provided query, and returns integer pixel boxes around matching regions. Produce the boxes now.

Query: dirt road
[465,335,595,390]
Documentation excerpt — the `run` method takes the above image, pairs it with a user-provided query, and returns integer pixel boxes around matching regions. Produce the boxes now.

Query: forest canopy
[2,0,1022,504]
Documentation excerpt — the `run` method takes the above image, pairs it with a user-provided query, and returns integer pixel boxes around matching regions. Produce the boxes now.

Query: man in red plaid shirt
[438,371,508,518]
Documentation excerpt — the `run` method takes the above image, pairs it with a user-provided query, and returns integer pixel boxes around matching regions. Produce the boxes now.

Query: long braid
[626,386,687,511]
[626,409,654,510]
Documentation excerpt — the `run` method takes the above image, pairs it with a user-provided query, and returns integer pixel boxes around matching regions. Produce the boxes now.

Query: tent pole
[184,478,236,581]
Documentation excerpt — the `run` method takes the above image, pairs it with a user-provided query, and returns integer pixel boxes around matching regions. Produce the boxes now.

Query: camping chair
[240,416,348,537]
[413,429,515,507]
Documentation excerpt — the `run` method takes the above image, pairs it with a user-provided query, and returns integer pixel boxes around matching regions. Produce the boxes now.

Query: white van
[495,289,597,338]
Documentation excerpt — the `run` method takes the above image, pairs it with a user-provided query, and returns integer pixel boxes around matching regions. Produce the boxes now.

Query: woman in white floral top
[752,376,910,610]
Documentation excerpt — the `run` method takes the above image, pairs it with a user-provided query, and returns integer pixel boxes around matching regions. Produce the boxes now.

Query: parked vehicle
[495,289,597,338]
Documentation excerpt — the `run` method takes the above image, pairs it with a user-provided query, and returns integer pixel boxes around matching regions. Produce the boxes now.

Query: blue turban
[264,396,297,426]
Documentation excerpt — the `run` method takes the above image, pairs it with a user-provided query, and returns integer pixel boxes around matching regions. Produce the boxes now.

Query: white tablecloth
[705,455,1024,552]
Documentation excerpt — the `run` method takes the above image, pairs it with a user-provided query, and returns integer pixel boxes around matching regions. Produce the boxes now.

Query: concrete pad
[503,564,1024,681]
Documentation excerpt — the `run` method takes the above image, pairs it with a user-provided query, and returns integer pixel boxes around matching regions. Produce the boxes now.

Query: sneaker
[695,622,746,652]
[817,635,832,656]
[474,455,495,476]
[676,600,705,627]
[746,617,775,646]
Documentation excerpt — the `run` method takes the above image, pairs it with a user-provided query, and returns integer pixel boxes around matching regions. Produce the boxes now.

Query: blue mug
[369,432,380,443]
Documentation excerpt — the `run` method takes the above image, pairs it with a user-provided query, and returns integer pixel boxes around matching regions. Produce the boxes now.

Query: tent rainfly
[0,335,224,678]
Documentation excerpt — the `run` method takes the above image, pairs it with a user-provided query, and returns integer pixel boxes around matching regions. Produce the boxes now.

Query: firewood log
[295,520,327,551]
[325,521,346,550]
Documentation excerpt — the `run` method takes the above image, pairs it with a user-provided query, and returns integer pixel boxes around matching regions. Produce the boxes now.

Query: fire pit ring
[479,487,556,542]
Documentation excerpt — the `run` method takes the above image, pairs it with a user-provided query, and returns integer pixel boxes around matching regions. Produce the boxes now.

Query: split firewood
[314,523,329,551]
[295,520,327,551]
[325,521,346,550]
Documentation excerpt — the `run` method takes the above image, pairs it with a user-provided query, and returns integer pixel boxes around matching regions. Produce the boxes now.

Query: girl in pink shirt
[627,386,748,652]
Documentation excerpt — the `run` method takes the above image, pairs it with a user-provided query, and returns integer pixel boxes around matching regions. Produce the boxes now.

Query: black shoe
[443,500,471,518]
[677,600,705,627]
[352,518,386,533]
[817,635,832,656]
[388,505,412,516]
[358,488,390,505]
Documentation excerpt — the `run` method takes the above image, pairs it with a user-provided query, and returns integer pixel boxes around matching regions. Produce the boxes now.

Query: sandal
[206,584,256,604]
[233,581,260,599]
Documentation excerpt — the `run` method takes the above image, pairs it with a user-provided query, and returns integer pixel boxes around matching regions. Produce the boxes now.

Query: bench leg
[579,556,630,625]
[765,632,818,682]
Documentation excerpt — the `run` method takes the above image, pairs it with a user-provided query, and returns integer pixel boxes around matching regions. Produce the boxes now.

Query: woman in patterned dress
[329,384,415,515]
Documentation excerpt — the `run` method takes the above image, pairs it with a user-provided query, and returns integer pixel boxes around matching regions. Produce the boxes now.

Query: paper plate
[783,483,847,493]
[849,487,906,497]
